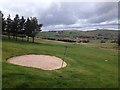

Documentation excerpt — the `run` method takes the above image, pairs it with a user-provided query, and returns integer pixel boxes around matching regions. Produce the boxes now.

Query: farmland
[36,29,118,42]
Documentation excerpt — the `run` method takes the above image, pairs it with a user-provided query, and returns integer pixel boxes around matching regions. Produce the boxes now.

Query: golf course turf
[2,36,118,88]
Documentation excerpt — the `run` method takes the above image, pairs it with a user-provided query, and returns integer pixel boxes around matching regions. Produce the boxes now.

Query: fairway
[2,36,118,88]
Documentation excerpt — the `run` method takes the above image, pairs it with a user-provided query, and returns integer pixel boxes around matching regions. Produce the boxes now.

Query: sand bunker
[7,54,67,70]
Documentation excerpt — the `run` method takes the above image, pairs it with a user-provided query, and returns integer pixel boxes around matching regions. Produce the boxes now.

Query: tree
[24,17,42,43]
[24,18,32,42]
[1,12,6,33]
[30,17,42,43]
[19,16,26,41]
[6,14,12,39]
[0,11,2,38]
[13,14,20,41]
[11,19,16,39]
[32,17,43,43]
[1,12,43,43]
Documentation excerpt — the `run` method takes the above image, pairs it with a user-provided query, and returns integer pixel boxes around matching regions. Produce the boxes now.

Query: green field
[2,36,118,88]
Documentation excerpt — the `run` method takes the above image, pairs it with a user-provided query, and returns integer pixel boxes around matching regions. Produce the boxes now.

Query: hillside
[36,29,118,41]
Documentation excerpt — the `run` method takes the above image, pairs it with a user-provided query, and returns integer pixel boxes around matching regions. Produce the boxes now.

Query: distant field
[84,40,119,50]
[36,29,118,40]
[2,36,118,88]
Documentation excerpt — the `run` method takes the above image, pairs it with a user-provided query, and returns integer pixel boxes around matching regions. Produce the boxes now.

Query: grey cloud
[39,2,79,26]
[87,2,118,23]
[38,2,118,27]
[39,2,96,25]
[0,1,118,30]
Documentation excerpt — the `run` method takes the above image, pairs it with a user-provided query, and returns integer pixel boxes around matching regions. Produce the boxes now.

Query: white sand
[7,54,67,70]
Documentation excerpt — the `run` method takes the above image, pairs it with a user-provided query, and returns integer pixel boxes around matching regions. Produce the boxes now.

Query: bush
[110,40,117,43]
[57,39,76,43]
[48,38,55,40]
[101,40,106,43]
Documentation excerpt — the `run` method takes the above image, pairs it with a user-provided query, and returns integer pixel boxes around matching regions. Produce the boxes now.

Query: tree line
[1,11,43,43]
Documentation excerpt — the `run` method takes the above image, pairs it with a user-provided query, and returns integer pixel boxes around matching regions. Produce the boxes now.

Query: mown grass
[2,36,118,88]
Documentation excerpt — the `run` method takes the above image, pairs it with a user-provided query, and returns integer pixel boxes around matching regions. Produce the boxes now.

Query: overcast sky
[0,0,119,31]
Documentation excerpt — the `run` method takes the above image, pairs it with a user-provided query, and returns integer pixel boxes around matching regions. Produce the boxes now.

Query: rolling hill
[36,29,118,41]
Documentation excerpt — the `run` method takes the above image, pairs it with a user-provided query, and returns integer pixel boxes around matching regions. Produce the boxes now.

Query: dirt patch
[7,54,67,70]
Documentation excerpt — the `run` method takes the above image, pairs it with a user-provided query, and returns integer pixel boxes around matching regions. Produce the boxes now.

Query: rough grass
[2,36,118,88]
[83,40,119,50]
